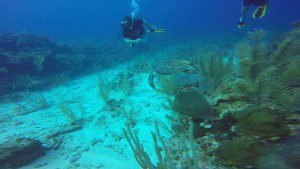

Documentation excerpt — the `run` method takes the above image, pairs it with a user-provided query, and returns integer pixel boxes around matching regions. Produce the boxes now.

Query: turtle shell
[152,59,191,75]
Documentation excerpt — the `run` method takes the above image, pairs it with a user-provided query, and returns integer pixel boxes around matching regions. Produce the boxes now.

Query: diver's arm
[143,20,156,32]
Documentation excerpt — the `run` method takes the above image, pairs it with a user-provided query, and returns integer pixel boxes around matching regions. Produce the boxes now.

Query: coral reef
[1,21,299,169]
[212,27,300,168]
[101,26,298,168]
[0,33,139,95]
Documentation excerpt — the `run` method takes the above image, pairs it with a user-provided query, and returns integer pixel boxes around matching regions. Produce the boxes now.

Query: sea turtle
[148,59,196,89]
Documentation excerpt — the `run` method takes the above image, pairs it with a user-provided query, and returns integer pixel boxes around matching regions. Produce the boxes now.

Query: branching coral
[272,28,300,66]
[211,27,300,168]
[123,122,174,169]
[115,71,136,95]
[270,30,300,113]
[235,29,278,104]
[123,121,204,169]
[121,107,140,127]
[13,94,49,116]
[97,75,112,104]
[236,29,269,81]
[198,52,233,93]
[93,63,112,104]
[58,103,77,122]
[235,28,300,112]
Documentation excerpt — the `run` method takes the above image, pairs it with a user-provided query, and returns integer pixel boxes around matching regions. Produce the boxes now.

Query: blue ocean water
[0,1,300,169]
[1,0,299,41]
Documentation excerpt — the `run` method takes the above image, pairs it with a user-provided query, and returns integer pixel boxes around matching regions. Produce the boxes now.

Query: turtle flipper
[148,74,156,89]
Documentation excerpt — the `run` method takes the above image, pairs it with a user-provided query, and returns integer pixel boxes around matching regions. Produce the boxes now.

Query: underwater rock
[0,34,67,95]
[211,114,238,135]
[0,34,87,95]
[192,114,238,139]
[0,34,56,51]
[0,93,24,104]
[46,123,83,140]
[0,34,63,74]
[0,138,46,169]
[192,119,211,138]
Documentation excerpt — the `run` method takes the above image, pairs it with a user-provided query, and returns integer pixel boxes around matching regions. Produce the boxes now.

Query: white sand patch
[0,60,172,169]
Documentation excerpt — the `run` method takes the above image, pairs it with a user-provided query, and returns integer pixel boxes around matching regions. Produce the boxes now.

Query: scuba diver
[120,15,164,48]
[120,0,164,47]
[238,0,269,28]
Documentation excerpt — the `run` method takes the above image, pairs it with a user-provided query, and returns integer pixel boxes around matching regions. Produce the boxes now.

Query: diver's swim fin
[238,21,246,28]
[252,5,267,19]
[154,28,165,33]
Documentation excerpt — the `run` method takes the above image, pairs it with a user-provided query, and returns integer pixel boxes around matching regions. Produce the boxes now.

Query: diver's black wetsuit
[243,0,268,6]
[122,18,145,40]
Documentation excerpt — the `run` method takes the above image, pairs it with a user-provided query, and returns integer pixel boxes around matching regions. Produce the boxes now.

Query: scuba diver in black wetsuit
[238,0,269,28]
[120,0,164,47]
[120,15,164,48]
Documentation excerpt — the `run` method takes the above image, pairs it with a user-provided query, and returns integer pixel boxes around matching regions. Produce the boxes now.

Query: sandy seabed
[0,62,171,169]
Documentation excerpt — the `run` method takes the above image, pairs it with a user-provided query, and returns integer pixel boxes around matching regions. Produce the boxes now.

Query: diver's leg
[124,38,139,48]
[240,5,250,23]
[238,5,250,28]
[252,0,268,19]
[124,38,134,47]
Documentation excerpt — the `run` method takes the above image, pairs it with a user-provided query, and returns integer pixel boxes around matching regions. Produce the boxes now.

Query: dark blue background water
[1,0,299,41]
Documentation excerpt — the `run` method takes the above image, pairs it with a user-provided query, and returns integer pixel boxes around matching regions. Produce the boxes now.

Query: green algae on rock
[234,105,291,139]
[216,137,269,168]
